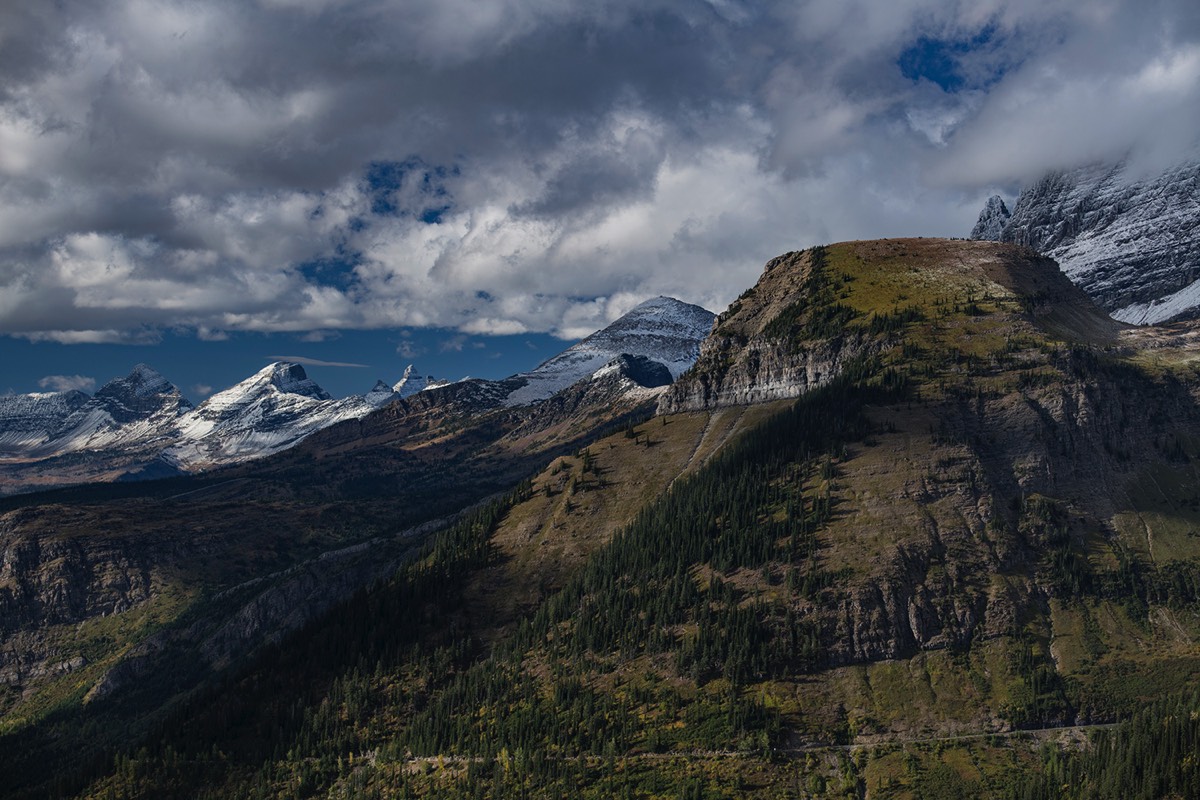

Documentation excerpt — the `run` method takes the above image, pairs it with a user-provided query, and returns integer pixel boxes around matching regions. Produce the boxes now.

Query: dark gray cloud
[0,0,1196,342]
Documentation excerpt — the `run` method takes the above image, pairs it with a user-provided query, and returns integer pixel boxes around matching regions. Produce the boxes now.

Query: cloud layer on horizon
[1,0,1197,342]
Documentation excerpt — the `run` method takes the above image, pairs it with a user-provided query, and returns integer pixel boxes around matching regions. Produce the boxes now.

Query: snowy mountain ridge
[166,362,374,468]
[0,390,91,454]
[0,297,713,490]
[971,156,1200,324]
[29,365,193,457]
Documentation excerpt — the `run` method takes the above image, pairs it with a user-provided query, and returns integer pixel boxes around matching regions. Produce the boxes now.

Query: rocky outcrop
[0,510,160,689]
[0,514,155,635]
[971,195,1010,241]
[659,249,878,413]
[660,333,875,413]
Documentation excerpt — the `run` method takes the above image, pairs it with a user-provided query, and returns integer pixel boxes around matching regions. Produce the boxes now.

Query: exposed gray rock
[659,249,880,414]
[971,157,1200,324]
[971,195,1010,241]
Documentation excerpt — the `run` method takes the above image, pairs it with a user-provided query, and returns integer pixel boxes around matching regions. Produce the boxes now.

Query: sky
[1,0,1198,401]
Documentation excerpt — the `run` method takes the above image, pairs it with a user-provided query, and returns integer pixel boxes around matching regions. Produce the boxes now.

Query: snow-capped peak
[503,296,715,406]
[38,365,192,455]
[263,362,332,399]
[168,362,364,468]
[110,364,173,397]
[393,365,442,397]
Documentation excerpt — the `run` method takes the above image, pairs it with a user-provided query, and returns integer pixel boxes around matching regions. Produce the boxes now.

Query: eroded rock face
[0,512,159,689]
[660,250,881,414]
[0,517,155,635]
[660,334,876,413]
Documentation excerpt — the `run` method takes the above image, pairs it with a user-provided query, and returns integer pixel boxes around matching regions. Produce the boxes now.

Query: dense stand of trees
[1009,692,1200,800]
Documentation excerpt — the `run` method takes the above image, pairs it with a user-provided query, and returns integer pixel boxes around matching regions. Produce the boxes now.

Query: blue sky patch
[365,158,457,222]
[898,25,1002,92]
[295,247,363,292]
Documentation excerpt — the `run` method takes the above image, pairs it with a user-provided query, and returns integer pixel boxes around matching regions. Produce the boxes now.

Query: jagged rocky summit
[970,195,1010,241]
[971,157,1200,324]
[392,365,451,397]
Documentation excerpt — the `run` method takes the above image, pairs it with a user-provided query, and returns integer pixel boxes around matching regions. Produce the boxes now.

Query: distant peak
[593,296,715,339]
[269,361,307,382]
[394,365,437,397]
[364,379,399,407]
[97,363,175,399]
[970,195,1011,241]
[628,296,703,314]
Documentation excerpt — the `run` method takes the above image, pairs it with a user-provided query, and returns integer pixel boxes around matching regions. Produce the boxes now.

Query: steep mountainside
[25,239,1200,800]
[0,391,90,454]
[972,158,1200,324]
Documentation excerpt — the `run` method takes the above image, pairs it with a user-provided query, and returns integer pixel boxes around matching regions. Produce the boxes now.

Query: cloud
[265,356,369,368]
[192,383,214,397]
[395,336,425,359]
[38,374,96,392]
[0,0,1195,346]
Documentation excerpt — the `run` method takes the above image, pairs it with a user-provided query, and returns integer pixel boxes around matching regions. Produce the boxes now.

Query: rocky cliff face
[660,247,885,413]
[0,509,160,688]
[972,158,1200,324]
[816,356,1198,673]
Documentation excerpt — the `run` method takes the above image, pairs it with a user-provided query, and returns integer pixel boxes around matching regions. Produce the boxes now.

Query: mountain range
[0,297,715,494]
[5,140,1200,798]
